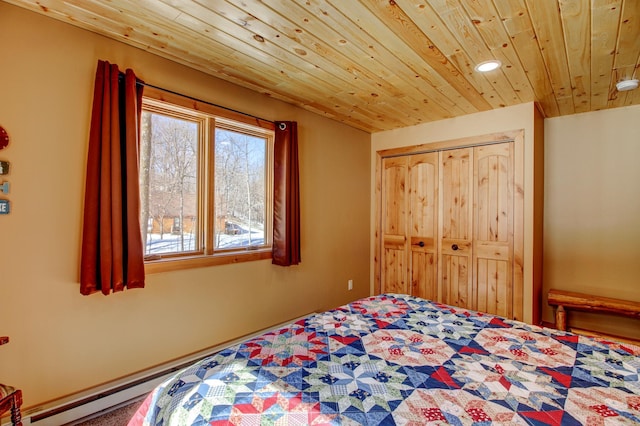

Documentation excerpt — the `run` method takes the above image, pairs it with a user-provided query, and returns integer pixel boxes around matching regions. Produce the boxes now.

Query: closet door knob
[451,244,459,251]
[418,241,425,247]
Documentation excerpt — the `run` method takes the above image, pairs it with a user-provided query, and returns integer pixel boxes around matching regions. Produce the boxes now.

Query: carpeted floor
[69,398,144,426]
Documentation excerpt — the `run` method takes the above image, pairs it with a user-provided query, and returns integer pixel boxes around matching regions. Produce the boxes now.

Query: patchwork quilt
[129,294,640,425]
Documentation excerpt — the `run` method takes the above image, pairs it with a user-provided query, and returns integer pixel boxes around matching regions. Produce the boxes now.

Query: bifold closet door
[381,142,514,315]
[408,153,439,300]
[381,156,409,295]
[381,153,438,299]
[439,148,474,308]
[438,144,515,316]
[473,143,514,318]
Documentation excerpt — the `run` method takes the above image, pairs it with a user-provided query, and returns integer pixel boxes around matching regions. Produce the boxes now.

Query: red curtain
[80,60,145,295]
[272,121,301,266]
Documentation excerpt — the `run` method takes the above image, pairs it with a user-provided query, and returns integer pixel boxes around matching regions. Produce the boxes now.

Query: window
[139,87,274,273]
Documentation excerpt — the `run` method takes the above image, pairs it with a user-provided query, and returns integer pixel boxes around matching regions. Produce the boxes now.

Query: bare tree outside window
[140,111,199,255]
[215,129,266,249]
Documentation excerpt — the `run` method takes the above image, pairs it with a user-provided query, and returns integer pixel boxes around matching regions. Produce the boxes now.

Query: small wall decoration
[0,125,8,150]
[0,125,11,215]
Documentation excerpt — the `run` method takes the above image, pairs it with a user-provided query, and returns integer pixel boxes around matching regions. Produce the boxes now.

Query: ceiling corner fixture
[474,60,502,73]
[616,79,639,92]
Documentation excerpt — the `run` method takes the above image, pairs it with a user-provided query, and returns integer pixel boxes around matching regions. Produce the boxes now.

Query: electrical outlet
[348,279,353,290]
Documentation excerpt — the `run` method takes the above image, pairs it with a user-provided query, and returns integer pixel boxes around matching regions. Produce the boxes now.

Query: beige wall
[544,105,640,339]
[371,102,542,324]
[0,3,371,408]
[3,0,638,411]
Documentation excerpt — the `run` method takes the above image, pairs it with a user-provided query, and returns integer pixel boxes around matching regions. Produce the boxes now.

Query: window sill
[144,250,272,274]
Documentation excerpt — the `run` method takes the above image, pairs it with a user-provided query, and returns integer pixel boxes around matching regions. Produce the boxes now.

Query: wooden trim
[142,86,274,131]
[512,130,525,322]
[436,151,444,303]
[531,106,545,325]
[468,148,477,316]
[376,130,523,158]
[373,152,382,295]
[262,130,275,248]
[145,250,272,274]
[402,156,411,296]
[205,117,215,255]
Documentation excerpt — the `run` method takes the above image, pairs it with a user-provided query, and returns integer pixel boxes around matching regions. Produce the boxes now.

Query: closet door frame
[374,130,525,321]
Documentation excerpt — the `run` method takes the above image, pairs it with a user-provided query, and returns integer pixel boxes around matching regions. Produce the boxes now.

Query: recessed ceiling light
[616,79,639,92]
[474,60,502,73]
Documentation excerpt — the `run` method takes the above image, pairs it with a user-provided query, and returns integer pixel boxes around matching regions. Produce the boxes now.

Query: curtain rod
[136,80,274,125]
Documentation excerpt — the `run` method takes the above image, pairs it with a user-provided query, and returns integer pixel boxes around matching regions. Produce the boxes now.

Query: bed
[128,294,640,425]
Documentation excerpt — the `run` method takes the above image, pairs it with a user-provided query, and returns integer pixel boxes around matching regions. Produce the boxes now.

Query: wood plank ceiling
[6,0,640,133]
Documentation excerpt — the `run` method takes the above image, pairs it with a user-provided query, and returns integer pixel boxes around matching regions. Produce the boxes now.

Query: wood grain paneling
[5,0,638,132]
[409,153,439,300]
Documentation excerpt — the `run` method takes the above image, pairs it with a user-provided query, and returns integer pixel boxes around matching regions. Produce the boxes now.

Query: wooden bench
[548,289,640,344]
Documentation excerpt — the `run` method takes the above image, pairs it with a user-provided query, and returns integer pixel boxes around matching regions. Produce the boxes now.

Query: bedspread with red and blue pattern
[129,294,640,425]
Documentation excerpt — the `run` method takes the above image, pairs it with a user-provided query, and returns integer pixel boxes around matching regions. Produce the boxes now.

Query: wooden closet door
[376,130,529,321]
[408,153,439,300]
[473,143,514,318]
[381,157,409,294]
[439,148,474,308]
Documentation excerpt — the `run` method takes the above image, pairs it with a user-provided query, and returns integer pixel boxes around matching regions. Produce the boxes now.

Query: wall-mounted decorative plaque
[0,126,8,150]
[0,161,9,175]
[0,199,9,214]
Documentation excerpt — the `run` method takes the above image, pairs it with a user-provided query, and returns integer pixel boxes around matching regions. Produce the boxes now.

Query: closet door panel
[382,157,407,236]
[473,143,514,317]
[441,149,472,240]
[476,258,511,317]
[384,239,407,294]
[411,250,437,300]
[381,157,409,294]
[409,153,438,299]
[475,145,511,242]
[440,148,473,309]
[441,254,471,307]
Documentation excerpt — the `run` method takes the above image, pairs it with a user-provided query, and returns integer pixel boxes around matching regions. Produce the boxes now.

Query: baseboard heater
[17,315,312,426]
